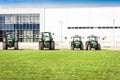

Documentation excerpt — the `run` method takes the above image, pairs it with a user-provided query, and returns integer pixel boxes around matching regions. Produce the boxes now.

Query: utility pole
[44,8,46,32]
[59,21,63,47]
[113,19,115,47]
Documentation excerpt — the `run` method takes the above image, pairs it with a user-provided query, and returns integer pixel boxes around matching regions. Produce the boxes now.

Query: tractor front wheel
[39,41,44,50]
[3,42,7,50]
[14,42,18,50]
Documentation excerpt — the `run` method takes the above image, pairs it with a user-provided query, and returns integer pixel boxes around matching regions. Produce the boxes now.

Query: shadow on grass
[38,49,60,51]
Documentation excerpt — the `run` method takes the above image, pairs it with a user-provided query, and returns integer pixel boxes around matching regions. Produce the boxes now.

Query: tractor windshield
[89,37,97,41]
[43,33,50,37]
[74,37,81,41]
[42,33,51,41]
[7,34,14,39]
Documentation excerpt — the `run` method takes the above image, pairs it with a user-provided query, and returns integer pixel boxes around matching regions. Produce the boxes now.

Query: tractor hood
[7,38,14,42]
[43,37,50,41]
[74,41,81,47]
[91,41,97,46]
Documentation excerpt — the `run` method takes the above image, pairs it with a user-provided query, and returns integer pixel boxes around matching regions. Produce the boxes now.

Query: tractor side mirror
[51,38,53,41]
[40,38,42,40]
[52,33,54,35]
[102,36,106,40]
[64,37,67,40]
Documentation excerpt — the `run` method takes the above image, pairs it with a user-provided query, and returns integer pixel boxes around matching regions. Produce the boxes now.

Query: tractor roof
[73,35,81,38]
[41,32,51,33]
[87,35,97,38]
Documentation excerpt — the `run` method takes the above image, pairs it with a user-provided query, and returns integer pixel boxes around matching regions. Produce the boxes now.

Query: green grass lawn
[0,50,120,80]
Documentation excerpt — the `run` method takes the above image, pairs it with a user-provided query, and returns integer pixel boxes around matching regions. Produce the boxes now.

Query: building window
[67,26,120,29]
[0,14,40,42]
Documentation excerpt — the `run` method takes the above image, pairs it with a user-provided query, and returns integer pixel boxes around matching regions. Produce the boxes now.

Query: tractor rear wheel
[50,41,55,50]
[88,44,91,50]
[97,44,101,50]
[85,42,89,50]
[86,45,88,50]
[71,45,74,50]
[3,42,7,50]
[80,44,84,50]
[71,42,74,50]
[14,42,18,50]
[39,41,44,50]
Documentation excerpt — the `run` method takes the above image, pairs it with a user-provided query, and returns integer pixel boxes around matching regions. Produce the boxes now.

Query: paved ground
[0,42,39,50]
[1,42,120,50]
[0,42,69,50]
[109,46,120,50]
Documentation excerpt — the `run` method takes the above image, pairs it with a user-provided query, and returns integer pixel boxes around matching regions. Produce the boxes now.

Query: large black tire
[3,42,7,50]
[71,42,74,50]
[14,42,18,50]
[85,42,89,50]
[80,43,84,50]
[86,45,88,50]
[88,44,91,50]
[50,41,55,50]
[97,44,101,50]
[39,41,44,50]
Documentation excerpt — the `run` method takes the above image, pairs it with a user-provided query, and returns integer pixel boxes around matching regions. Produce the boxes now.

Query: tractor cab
[88,35,98,42]
[3,33,19,50]
[71,35,84,50]
[86,35,101,50]
[41,32,52,41]
[73,36,81,42]
[6,34,15,40]
[39,32,55,50]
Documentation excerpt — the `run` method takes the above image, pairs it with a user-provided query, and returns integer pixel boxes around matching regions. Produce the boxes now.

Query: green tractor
[39,32,55,50]
[71,35,84,50]
[3,33,19,50]
[85,35,101,50]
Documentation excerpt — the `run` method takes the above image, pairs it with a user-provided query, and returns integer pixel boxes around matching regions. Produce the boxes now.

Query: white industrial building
[0,7,120,49]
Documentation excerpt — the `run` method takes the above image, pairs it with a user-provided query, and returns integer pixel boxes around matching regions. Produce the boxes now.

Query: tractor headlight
[3,38,6,42]
[15,38,18,42]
